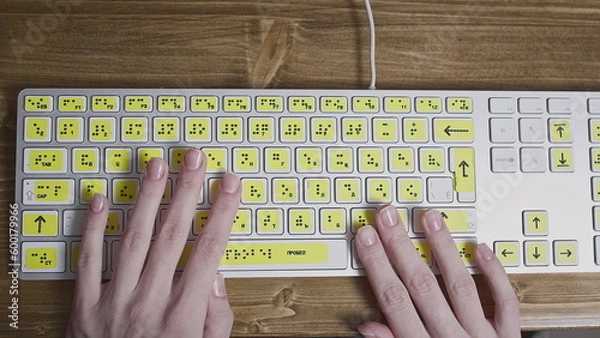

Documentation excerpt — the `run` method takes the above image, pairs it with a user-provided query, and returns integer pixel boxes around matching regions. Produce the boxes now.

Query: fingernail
[478,243,494,261]
[90,193,104,212]
[424,209,443,232]
[357,326,377,338]
[358,226,377,247]
[212,274,227,298]
[145,158,165,180]
[221,173,240,193]
[184,148,203,170]
[380,205,398,228]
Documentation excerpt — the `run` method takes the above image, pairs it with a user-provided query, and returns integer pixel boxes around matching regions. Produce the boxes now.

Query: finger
[355,225,428,338]
[140,149,206,291]
[112,157,168,294]
[475,243,521,337]
[357,321,394,338]
[74,193,107,306]
[203,274,234,338]
[178,173,240,296]
[375,205,464,337]
[421,210,487,333]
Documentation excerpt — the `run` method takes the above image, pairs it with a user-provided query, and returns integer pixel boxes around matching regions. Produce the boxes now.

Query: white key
[489,97,515,114]
[426,177,453,203]
[489,118,516,143]
[589,98,600,114]
[548,98,572,114]
[520,147,546,172]
[63,210,87,236]
[519,118,545,143]
[491,147,518,173]
[519,97,544,114]
[595,236,600,265]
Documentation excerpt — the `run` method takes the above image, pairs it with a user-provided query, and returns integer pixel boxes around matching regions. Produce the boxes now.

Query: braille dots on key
[30,252,52,266]
[79,153,94,168]
[161,97,182,110]
[157,122,176,136]
[260,98,280,110]
[291,98,313,110]
[284,123,301,136]
[427,154,441,168]
[252,123,270,137]
[27,97,49,110]
[60,123,75,136]
[119,184,134,199]
[125,123,144,136]
[222,123,239,136]
[404,183,418,198]
[32,123,45,137]
[302,153,318,167]
[195,97,216,110]
[366,154,379,168]
[315,122,333,137]
[92,124,108,138]
[34,154,57,167]
[324,98,345,110]
[346,123,363,137]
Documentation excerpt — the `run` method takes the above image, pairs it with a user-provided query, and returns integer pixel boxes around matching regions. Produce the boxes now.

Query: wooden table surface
[1,0,600,336]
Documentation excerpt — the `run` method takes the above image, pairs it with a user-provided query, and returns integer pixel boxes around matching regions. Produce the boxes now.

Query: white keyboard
[15,88,600,280]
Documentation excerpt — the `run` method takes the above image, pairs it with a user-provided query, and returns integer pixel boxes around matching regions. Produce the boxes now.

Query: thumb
[358,321,395,338]
[203,274,234,338]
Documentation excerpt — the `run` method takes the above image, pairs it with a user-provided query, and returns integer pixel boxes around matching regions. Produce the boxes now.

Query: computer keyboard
[15,88,600,280]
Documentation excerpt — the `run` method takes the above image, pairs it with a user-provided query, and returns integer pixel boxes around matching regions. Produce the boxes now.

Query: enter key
[450,147,476,202]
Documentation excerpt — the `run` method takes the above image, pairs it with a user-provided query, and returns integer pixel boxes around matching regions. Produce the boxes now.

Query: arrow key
[524,240,549,266]
[23,211,59,236]
[550,148,574,172]
[553,240,578,266]
[523,210,548,236]
[494,241,520,267]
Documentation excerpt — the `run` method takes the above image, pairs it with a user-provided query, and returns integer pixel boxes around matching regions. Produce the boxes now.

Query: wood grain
[1,0,600,336]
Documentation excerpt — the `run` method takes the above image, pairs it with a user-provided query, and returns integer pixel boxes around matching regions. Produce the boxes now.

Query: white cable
[364,0,377,90]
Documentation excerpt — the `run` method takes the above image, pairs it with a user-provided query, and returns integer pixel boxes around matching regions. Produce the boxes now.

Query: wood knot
[273,287,294,307]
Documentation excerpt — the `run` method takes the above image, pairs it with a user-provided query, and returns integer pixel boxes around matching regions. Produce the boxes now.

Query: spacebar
[218,239,348,271]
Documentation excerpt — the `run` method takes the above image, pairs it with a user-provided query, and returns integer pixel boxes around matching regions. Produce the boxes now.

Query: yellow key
[122,117,148,142]
[272,178,299,204]
[232,209,251,235]
[413,240,433,266]
[125,95,152,112]
[549,119,572,143]
[169,147,187,172]
[224,96,251,113]
[397,178,423,203]
[137,148,164,173]
[320,208,346,234]
[89,117,116,142]
[191,96,218,112]
[280,117,306,142]
[447,97,473,113]
[451,147,476,202]
[593,177,600,202]
[434,118,474,142]
[193,210,211,234]
[106,148,132,173]
[25,117,51,142]
[352,96,379,113]
[249,117,275,142]
[396,208,409,230]
[25,247,58,269]
[80,179,107,203]
[256,209,284,235]
[177,244,194,270]
[311,117,337,142]
[92,95,119,112]
[58,96,86,112]
[550,147,574,172]
[154,117,180,142]
[203,148,227,173]
[523,211,548,236]
[23,211,58,236]
[455,240,477,266]
[25,95,53,112]
[296,148,322,173]
[589,119,600,143]
[56,117,83,142]
[256,96,283,112]
[524,241,549,266]
[419,148,445,173]
[158,96,185,112]
[494,241,520,267]
[342,117,368,142]
[389,147,415,173]
[217,117,243,142]
[327,147,353,173]
[220,242,334,266]
[553,240,578,266]
[241,178,267,204]
[161,178,172,204]
[113,179,139,204]
[23,179,74,205]
[416,97,442,113]
[265,147,291,173]
[384,97,411,113]
[321,96,347,113]
[73,148,99,173]
[24,148,67,173]
[358,147,384,173]
[403,118,428,142]
[351,208,376,233]
[105,210,123,235]
[289,96,316,113]
[592,148,600,172]
[373,118,398,143]
[233,147,260,173]
[185,117,212,142]
[289,209,315,234]
[304,178,331,203]
[208,178,222,205]
[335,178,361,203]
[366,178,393,203]
[414,208,476,233]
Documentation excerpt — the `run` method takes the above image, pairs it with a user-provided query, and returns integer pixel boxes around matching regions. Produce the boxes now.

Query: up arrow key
[450,147,476,202]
